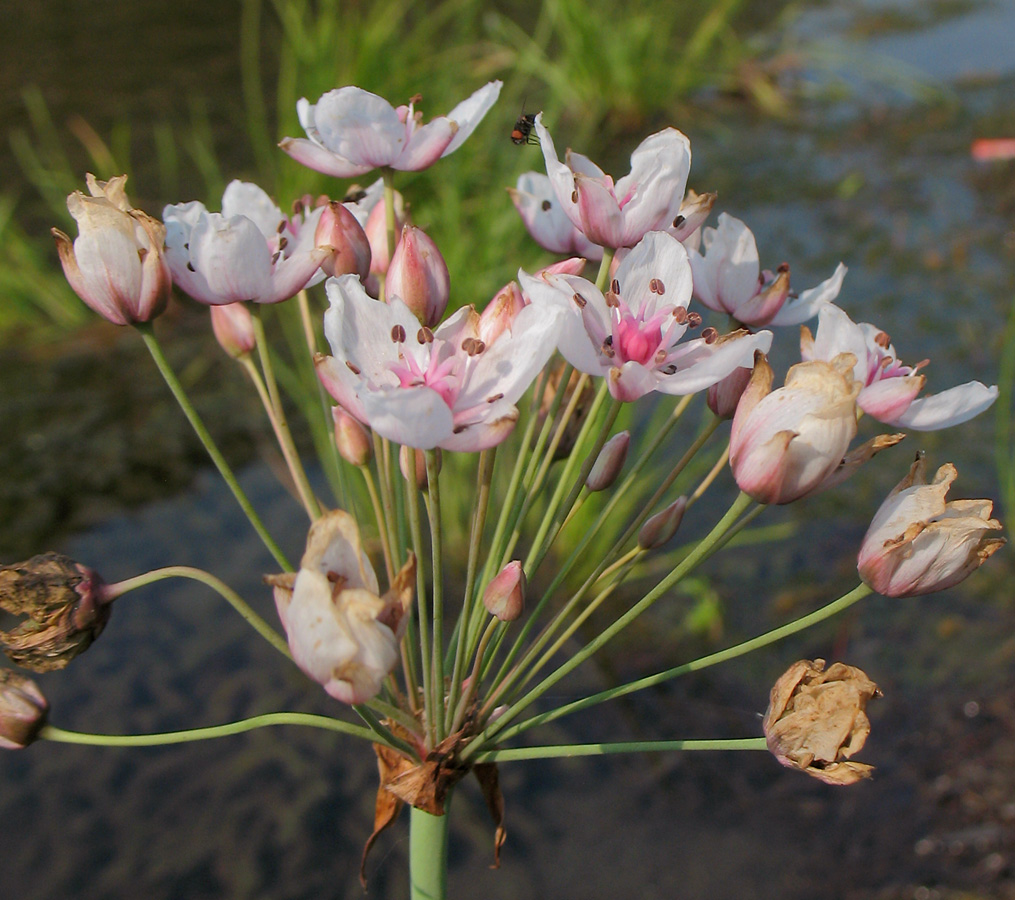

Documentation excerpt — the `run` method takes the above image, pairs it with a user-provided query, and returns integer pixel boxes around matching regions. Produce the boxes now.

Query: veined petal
[222,181,285,237]
[574,174,624,247]
[396,118,456,170]
[441,80,503,156]
[608,361,657,401]
[713,214,761,312]
[189,214,273,304]
[890,381,998,431]
[260,247,329,303]
[360,384,454,449]
[518,269,606,375]
[771,263,847,326]
[657,330,774,395]
[443,400,519,451]
[313,87,406,168]
[278,137,375,178]
[535,115,583,234]
[858,375,925,422]
[315,355,368,421]
[614,231,692,314]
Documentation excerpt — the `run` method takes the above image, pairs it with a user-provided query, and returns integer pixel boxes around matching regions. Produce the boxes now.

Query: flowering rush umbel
[27,80,1004,900]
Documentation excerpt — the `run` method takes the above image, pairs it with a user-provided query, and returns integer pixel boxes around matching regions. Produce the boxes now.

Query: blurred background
[1,0,1014,897]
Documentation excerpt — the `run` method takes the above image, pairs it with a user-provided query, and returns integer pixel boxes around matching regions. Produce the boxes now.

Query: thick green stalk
[473,737,768,763]
[405,465,434,748]
[409,805,451,900]
[135,323,292,571]
[426,449,446,741]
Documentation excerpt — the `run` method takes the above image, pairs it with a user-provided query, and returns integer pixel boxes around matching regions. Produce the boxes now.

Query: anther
[346,361,361,375]
[453,424,468,434]
[605,291,620,309]
[186,262,195,272]
[611,278,620,295]
[571,189,578,204]
[649,278,665,295]
[572,292,587,309]
[391,324,406,343]
[777,262,790,273]
[487,392,504,404]
[271,250,282,265]
[661,364,678,375]
[541,200,552,211]
[875,331,891,349]
[672,307,688,324]
[702,327,718,344]
[672,214,685,229]
[277,220,287,234]
[417,327,434,344]
[654,349,668,364]
[687,312,702,328]
[278,236,288,250]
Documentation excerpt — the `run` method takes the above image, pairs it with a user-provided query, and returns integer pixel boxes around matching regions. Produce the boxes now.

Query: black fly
[510,110,538,146]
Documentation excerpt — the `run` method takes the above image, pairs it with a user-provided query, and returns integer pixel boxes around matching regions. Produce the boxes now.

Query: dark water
[3,1,1015,898]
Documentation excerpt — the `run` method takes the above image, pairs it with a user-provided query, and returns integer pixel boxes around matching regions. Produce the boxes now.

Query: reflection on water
[3,0,1015,898]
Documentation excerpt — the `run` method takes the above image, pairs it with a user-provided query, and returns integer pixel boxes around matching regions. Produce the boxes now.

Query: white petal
[771,262,847,326]
[360,385,454,449]
[221,181,284,237]
[441,80,503,156]
[891,381,998,431]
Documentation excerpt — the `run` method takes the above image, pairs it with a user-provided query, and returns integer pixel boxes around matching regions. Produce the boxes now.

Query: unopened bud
[763,658,879,786]
[210,302,256,358]
[0,670,48,750]
[399,446,440,490]
[315,200,372,279]
[364,190,408,275]
[0,553,110,672]
[637,496,687,549]
[586,431,630,492]
[483,561,525,622]
[386,225,450,327]
[333,406,372,466]
[707,365,753,419]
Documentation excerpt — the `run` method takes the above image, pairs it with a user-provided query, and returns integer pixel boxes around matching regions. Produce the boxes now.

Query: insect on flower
[511,110,538,146]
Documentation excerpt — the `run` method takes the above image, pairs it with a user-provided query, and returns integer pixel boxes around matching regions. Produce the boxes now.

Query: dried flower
[858,454,1004,597]
[763,658,879,785]
[0,553,110,672]
[0,670,48,750]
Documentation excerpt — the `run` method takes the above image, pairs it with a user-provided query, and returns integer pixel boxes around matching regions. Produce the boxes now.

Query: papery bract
[280,82,502,177]
[163,180,329,305]
[316,274,564,451]
[729,352,861,504]
[520,231,772,401]
[535,114,692,249]
[801,303,998,431]
[857,455,1004,597]
[52,174,172,325]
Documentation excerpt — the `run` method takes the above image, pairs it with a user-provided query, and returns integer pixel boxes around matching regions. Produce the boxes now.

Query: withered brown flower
[0,669,49,749]
[0,553,110,672]
[762,658,880,786]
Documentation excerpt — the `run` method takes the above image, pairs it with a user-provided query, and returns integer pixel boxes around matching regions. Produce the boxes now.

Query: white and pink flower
[534,114,692,249]
[163,181,329,305]
[520,231,772,401]
[316,274,564,451]
[280,82,502,177]
[800,303,998,430]
[688,213,847,327]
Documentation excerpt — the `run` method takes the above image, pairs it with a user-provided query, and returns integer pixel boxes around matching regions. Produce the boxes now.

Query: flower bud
[52,174,172,325]
[707,365,752,420]
[314,200,372,279]
[763,658,879,786]
[637,496,687,549]
[857,455,1004,597]
[0,553,110,672]
[399,446,440,490]
[210,302,256,358]
[586,431,630,492]
[333,405,373,467]
[364,190,408,275]
[0,670,48,750]
[482,561,525,622]
[386,225,450,327]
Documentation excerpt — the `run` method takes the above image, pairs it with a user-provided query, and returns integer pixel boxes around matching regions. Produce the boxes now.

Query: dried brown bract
[763,658,880,785]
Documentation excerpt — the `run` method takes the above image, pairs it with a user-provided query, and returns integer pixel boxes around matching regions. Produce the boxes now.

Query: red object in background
[971,138,1015,161]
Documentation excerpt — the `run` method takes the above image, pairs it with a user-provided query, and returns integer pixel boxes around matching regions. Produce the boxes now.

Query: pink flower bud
[333,406,373,467]
[364,190,408,275]
[0,670,48,750]
[210,303,256,358]
[586,431,630,492]
[52,174,172,325]
[314,200,372,279]
[857,455,1005,597]
[386,225,450,327]
[483,561,526,622]
[638,496,687,549]
[399,445,440,490]
[707,365,753,420]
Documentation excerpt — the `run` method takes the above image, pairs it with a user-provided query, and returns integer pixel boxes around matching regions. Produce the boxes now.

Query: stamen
[572,292,587,309]
[654,349,668,364]
[605,292,620,309]
[649,278,665,295]
[278,236,288,250]
[611,278,620,295]
[277,220,287,234]
[777,262,790,273]
[417,327,434,344]
[391,324,406,343]
[702,327,718,344]
[271,250,282,265]
[346,361,361,375]
[661,364,678,375]
[186,262,195,272]
[672,214,686,229]
[672,307,688,324]
[687,312,702,328]
[487,393,504,403]
[875,331,891,349]
[541,200,552,211]
[183,242,190,250]
[462,337,487,357]
[453,424,468,434]
[571,189,578,204]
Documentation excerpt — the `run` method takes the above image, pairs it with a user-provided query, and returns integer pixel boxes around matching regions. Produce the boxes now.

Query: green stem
[426,449,445,742]
[105,566,291,658]
[135,323,292,571]
[495,583,874,744]
[39,712,378,747]
[409,804,451,900]
[473,737,768,763]
[405,464,434,748]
